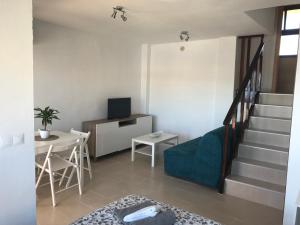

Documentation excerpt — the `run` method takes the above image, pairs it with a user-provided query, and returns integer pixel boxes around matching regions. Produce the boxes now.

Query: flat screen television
[107,98,131,120]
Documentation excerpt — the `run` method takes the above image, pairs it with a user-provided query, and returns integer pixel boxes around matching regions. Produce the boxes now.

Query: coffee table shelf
[131,132,178,167]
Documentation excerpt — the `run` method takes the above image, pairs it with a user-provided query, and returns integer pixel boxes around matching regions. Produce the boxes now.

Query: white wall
[148,37,236,140]
[34,20,143,131]
[246,7,276,92]
[0,1,36,224]
[283,36,300,225]
[140,44,151,114]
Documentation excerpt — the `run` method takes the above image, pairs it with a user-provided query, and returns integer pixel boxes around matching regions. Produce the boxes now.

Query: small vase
[39,129,50,139]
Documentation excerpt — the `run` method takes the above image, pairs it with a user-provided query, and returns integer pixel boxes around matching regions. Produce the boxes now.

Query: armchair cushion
[164,126,237,189]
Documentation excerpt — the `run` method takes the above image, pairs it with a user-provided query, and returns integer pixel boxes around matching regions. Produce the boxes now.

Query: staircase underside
[224,93,292,209]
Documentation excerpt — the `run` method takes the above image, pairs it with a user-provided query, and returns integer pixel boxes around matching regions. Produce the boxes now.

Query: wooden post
[259,54,263,91]
[219,124,229,193]
[240,90,245,125]
[239,38,246,85]
[232,110,237,158]
[246,81,250,119]
[246,38,251,70]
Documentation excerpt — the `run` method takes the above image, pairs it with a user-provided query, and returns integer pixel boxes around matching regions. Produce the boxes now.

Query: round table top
[35,135,59,142]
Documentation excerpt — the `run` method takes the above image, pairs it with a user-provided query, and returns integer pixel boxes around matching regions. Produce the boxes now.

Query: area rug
[70,195,221,225]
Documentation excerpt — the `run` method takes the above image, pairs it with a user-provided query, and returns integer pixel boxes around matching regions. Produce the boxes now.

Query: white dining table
[35,131,85,187]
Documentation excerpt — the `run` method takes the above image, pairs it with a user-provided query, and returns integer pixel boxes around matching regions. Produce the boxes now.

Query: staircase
[224,93,293,209]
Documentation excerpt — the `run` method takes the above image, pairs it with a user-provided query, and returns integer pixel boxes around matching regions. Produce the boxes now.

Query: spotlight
[111,9,117,19]
[111,6,127,22]
[180,31,190,42]
[121,12,127,21]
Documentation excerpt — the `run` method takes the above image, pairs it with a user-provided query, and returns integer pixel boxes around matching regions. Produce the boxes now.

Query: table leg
[131,140,135,162]
[151,144,155,168]
[79,139,84,190]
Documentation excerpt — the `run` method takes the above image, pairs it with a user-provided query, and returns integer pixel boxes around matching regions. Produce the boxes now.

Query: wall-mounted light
[179,31,190,51]
[180,31,190,42]
[111,6,127,22]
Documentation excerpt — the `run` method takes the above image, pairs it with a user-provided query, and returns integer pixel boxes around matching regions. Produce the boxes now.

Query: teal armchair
[164,126,236,189]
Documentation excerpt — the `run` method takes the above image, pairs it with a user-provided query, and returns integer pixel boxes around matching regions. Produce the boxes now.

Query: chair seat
[36,155,76,172]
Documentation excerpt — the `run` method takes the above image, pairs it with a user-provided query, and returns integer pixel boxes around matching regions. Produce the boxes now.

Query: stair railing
[219,40,264,193]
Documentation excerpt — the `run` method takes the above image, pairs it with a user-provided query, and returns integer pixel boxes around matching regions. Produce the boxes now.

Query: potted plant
[34,106,60,139]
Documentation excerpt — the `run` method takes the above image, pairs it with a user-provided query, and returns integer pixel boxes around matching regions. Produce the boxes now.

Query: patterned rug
[70,195,221,225]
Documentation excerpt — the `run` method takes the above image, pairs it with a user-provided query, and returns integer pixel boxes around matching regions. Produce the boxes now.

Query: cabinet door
[118,116,153,149]
[96,122,121,157]
[95,116,153,157]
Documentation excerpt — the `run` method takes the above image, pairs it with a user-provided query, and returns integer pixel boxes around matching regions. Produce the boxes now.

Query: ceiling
[33,0,299,43]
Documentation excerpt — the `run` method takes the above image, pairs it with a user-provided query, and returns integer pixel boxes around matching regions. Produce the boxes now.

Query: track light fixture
[111,6,127,22]
[111,10,117,19]
[180,31,190,42]
[121,12,127,21]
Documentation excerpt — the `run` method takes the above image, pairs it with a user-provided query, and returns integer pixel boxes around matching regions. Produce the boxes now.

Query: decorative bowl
[149,131,163,138]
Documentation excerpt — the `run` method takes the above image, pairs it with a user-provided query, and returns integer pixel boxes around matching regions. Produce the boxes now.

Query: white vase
[39,129,50,139]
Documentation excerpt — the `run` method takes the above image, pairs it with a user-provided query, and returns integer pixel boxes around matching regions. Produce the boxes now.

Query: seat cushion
[164,137,201,179]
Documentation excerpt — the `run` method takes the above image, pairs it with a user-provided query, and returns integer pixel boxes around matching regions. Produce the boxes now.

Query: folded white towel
[123,206,162,222]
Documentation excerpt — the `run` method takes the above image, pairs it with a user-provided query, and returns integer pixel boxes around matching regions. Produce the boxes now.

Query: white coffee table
[131,132,179,167]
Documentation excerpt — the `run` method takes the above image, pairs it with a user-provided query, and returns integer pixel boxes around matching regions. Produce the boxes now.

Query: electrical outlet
[0,135,13,149]
[13,134,24,145]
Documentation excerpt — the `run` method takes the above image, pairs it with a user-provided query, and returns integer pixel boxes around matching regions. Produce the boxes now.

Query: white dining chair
[35,141,82,207]
[59,129,92,188]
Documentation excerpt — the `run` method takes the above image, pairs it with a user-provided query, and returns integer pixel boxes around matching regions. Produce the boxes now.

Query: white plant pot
[39,129,50,139]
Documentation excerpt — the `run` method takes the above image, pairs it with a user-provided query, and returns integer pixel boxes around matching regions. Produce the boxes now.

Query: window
[280,35,299,55]
[285,9,300,30]
[280,6,300,56]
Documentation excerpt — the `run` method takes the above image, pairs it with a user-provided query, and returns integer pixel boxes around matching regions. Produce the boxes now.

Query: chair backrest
[70,129,91,147]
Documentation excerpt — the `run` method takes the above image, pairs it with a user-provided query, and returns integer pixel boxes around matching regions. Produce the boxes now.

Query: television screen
[107,98,131,120]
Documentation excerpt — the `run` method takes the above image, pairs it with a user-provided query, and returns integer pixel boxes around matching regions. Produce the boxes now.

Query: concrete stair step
[238,142,289,166]
[243,128,290,148]
[224,175,285,209]
[225,93,292,210]
[231,157,287,186]
[254,104,292,119]
[259,93,293,106]
[249,116,291,133]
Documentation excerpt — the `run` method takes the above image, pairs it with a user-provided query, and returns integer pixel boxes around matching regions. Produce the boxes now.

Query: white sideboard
[83,114,152,158]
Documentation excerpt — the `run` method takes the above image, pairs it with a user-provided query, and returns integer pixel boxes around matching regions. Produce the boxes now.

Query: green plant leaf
[34,106,60,129]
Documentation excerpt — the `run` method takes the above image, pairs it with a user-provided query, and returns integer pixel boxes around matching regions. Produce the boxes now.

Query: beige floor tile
[36,150,283,225]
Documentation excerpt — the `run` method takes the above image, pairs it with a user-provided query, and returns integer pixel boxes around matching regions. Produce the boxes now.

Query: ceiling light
[111,10,117,19]
[121,12,127,21]
[180,31,190,42]
[179,31,190,51]
[111,6,127,22]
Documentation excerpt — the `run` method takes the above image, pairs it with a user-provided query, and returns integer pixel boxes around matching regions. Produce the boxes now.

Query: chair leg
[48,159,56,207]
[59,151,75,186]
[59,167,68,187]
[85,147,93,180]
[36,166,41,176]
[66,167,75,188]
[36,165,46,189]
[74,152,82,195]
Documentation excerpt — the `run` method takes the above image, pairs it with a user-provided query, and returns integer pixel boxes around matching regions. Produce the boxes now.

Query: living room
[1,1,300,225]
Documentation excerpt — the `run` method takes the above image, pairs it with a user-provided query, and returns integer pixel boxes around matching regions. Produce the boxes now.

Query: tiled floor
[36,149,283,225]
